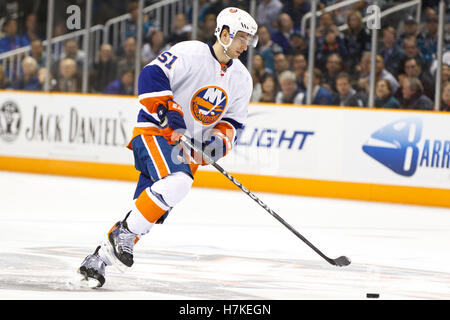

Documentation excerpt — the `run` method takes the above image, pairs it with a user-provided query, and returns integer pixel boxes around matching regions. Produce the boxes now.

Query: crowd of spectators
[250,0,450,111]
[0,0,449,111]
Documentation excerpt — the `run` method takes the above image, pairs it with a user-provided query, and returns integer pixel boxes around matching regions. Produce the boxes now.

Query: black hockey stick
[180,135,351,267]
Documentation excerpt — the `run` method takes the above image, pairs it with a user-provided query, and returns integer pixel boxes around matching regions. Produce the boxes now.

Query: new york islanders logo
[190,86,228,125]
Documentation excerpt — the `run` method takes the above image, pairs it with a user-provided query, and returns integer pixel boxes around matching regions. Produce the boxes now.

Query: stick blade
[333,256,351,267]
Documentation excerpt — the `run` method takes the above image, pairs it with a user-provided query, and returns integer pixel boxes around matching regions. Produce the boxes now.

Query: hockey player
[77,7,258,288]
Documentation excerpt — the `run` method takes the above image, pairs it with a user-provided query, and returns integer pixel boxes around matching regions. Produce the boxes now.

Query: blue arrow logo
[362,118,422,177]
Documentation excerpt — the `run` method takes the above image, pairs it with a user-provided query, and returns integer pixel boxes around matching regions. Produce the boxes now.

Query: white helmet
[215,7,259,50]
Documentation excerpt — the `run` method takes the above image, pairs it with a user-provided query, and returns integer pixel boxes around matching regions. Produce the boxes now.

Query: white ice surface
[0,170,449,300]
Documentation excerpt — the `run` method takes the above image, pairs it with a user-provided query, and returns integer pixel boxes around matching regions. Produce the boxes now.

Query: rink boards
[0,90,449,207]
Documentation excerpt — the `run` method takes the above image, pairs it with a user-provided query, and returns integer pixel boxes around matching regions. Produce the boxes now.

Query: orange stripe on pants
[143,135,170,179]
[189,162,199,176]
[135,188,167,223]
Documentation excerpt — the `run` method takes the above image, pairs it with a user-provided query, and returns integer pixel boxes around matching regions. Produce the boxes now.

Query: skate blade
[66,272,101,289]
[101,239,130,273]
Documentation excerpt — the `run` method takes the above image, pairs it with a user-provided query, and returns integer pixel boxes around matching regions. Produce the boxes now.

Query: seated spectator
[103,70,134,96]
[53,58,81,92]
[430,51,450,76]
[343,10,371,72]
[197,12,217,45]
[399,37,427,75]
[252,53,272,81]
[302,68,334,105]
[124,1,139,39]
[316,29,348,69]
[355,51,371,92]
[333,72,367,107]
[397,16,424,47]
[316,12,339,41]
[292,53,307,90]
[251,76,262,103]
[61,39,85,67]
[322,53,343,93]
[403,57,435,100]
[257,73,278,103]
[91,43,118,93]
[256,0,284,28]
[255,25,283,73]
[281,0,310,32]
[53,39,85,76]
[423,5,439,19]
[30,39,46,68]
[401,77,434,110]
[251,55,271,102]
[289,32,307,56]
[394,73,407,104]
[53,21,68,38]
[273,52,290,79]
[374,78,401,109]
[441,81,450,111]
[24,13,42,43]
[124,1,152,41]
[117,37,137,79]
[251,55,270,102]
[9,56,40,91]
[378,26,405,77]
[418,15,438,68]
[275,70,304,104]
[270,13,294,54]
[0,65,9,89]
[36,67,56,90]
[167,13,192,46]
[0,16,29,54]
[192,1,214,23]
[141,29,171,65]
[442,64,450,83]
[200,1,225,17]
[366,55,400,94]
[332,0,365,25]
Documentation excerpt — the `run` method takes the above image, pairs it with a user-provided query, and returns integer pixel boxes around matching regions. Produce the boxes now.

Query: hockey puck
[366,293,380,298]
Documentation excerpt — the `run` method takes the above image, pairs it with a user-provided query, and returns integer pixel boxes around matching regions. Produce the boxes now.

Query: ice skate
[101,220,137,272]
[77,246,106,288]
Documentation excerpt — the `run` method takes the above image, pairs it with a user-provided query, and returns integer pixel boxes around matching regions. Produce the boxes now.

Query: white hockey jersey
[128,40,253,149]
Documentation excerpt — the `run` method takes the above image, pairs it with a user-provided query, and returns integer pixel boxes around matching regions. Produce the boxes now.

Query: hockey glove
[157,100,186,144]
[188,130,232,165]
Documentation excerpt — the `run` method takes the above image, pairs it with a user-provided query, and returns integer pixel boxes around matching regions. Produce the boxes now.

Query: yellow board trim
[0,156,140,181]
[0,155,449,208]
[194,171,450,208]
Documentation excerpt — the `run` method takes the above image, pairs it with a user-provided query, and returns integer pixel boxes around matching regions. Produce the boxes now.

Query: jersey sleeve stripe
[137,109,160,125]
[139,94,173,114]
[138,90,173,100]
[138,64,173,113]
[138,64,171,95]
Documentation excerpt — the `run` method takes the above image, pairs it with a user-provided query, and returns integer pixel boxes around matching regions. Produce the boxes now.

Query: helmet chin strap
[217,36,233,60]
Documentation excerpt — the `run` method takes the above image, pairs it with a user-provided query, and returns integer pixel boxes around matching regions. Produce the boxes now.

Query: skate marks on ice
[0,246,450,299]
